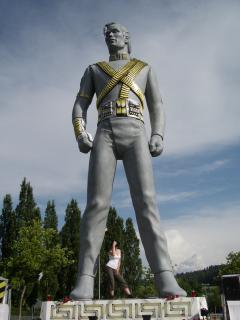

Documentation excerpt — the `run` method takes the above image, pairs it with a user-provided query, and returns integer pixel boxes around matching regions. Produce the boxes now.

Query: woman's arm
[112,241,117,256]
[116,249,121,273]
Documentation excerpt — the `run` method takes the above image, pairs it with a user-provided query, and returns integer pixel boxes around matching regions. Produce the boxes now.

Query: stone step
[40,297,207,320]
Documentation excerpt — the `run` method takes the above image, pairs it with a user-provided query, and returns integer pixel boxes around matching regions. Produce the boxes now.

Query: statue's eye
[105,29,121,37]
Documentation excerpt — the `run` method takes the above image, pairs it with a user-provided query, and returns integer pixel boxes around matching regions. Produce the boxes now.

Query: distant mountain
[177,264,222,286]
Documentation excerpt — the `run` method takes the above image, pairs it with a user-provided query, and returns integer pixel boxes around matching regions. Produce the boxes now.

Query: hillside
[177,265,222,286]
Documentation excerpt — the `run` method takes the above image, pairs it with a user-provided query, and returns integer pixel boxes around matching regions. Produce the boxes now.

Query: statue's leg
[70,125,117,300]
[123,123,186,297]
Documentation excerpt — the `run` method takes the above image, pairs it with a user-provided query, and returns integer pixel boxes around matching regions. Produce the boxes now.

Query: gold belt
[98,98,144,123]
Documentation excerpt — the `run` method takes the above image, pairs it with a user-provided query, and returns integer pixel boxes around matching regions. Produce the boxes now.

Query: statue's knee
[86,197,108,211]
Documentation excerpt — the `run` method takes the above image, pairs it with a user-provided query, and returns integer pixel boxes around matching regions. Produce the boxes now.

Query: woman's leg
[106,267,115,297]
[114,271,131,296]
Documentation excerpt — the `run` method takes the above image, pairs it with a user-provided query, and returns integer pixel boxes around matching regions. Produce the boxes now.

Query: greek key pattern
[47,298,196,320]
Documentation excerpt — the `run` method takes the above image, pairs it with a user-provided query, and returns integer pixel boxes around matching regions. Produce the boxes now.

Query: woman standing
[106,240,132,298]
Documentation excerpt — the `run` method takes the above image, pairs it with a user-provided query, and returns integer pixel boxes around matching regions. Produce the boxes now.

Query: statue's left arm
[145,66,166,157]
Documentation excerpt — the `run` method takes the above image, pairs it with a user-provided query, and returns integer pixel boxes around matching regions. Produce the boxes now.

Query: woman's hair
[111,240,120,249]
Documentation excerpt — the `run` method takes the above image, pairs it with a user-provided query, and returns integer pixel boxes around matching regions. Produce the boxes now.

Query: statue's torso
[85,59,150,106]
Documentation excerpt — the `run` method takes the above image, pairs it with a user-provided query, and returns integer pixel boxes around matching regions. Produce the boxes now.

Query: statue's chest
[92,61,149,94]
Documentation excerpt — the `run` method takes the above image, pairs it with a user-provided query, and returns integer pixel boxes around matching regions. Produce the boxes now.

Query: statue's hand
[77,132,93,153]
[149,134,164,157]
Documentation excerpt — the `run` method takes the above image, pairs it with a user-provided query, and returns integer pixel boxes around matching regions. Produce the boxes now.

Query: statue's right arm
[72,65,95,153]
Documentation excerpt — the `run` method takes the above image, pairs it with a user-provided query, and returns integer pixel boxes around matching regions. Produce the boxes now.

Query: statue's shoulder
[132,58,150,73]
[82,63,101,77]
[134,59,151,77]
[85,63,97,71]
[132,58,148,66]
[88,61,107,73]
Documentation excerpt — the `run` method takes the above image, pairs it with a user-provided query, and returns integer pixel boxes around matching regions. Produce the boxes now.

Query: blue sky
[1,0,240,272]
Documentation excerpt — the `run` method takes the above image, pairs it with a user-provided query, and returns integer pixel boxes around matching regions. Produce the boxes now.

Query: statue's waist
[98,98,144,123]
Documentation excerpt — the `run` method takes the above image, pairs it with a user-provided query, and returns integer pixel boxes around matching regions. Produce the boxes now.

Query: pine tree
[41,200,59,296]
[123,218,142,295]
[15,178,41,229]
[44,201,58,231]
[58,199,81,297]
[0,194,17,260]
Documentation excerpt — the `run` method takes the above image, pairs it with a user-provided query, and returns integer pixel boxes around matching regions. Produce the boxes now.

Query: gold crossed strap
[96,58,147,109]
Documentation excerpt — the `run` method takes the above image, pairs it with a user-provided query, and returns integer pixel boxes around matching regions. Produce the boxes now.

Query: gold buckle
[116,99,127,116]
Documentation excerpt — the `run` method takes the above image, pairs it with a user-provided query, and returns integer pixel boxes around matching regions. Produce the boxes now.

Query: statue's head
[103,22,131,54]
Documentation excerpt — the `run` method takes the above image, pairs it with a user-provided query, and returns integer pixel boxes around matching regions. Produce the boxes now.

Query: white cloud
[0,31,98,198]
[135,202,240,272]
[160,159,230,177]
[165,229,194,265]
[164,203,240,270]
[165,230,205,273]
[198,160,230,173]
[176,254,205,274]
[158,191,198,203]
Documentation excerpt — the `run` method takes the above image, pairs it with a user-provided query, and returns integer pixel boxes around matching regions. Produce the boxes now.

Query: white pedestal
[40,297,207,320]
[227,300,240,320]
[0,304,9,320]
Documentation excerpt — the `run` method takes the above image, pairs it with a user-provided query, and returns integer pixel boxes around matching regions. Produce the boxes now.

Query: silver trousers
[77,118,172,277]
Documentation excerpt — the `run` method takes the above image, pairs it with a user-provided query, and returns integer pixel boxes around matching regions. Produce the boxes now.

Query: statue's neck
[109,53,130,61]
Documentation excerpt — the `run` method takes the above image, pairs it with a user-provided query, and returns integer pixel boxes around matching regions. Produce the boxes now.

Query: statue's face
[105,24,127,52]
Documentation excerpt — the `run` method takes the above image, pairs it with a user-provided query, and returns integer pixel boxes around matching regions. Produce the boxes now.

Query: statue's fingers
[149,143,156,153]
[154,145,162,156]
[84,140,92,148]
[150,143,163,157]
[151,150,158,157]
[79,140,92,153]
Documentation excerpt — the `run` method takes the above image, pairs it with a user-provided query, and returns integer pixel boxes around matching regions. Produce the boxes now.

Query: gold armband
[73,118,86,139]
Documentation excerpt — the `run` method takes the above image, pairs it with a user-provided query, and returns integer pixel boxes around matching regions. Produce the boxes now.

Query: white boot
[70,275,94,300]
[154,271,187,298]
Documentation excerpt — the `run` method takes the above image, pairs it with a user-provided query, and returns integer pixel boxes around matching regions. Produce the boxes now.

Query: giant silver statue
[70,22,186,299]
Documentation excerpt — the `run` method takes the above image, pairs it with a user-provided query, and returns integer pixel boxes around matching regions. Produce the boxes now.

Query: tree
[58,199,81,297]
[15,178,41,229]
[123,218,142,296]
[41,200,60,297]
[44,200,58,231]
[220,251,240,275]
[206,286,222,313]
[105,207,125,249]
[0,194,16,261]
[137,267,158,298]
[4,219,72,319]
